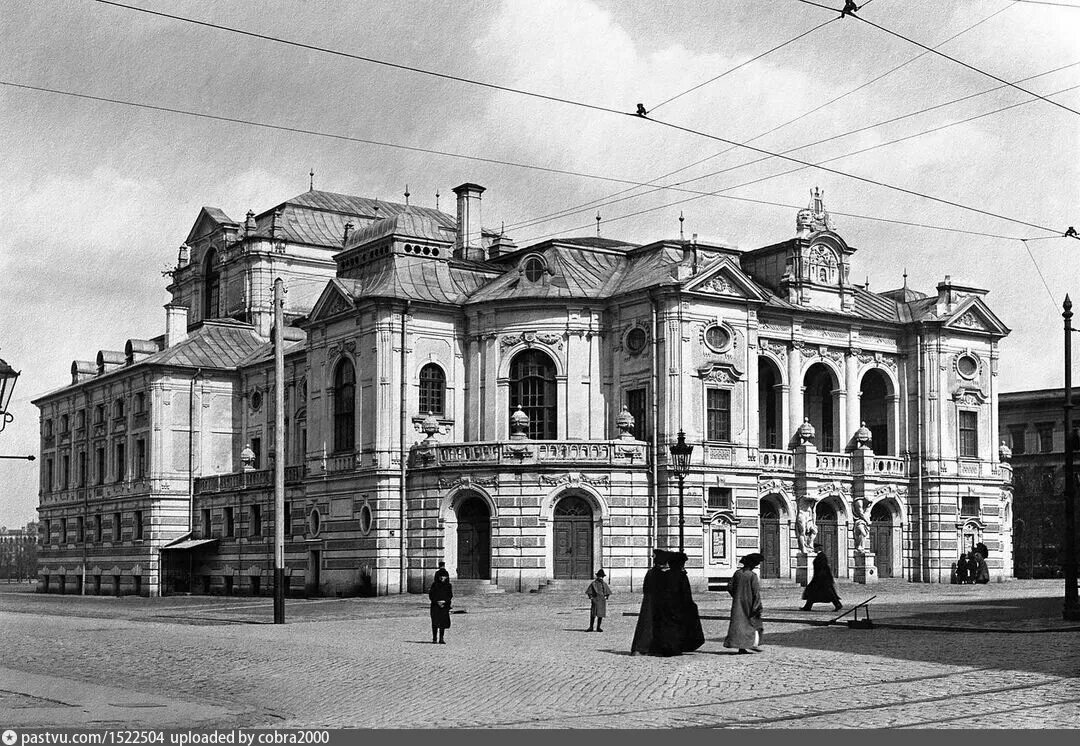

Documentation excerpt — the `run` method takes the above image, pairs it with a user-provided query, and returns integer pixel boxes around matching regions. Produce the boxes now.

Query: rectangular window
[251,504,262,537]
[78,451,87,487]
[136,439,146,478]
[626,388,647,441]
[44,458,54,493]
[76,410,86,430]
[45,520,52,545]
[134,510,143,541]
[1037,423,1055,453]
[284,501,292,535]
[95,514,103,542]
[113,512,122,542]
[95,404,105,424]
[202,508,212,539]
[959,410,978,458]
[1008,426,1026,455]
[116,442,126,482]
[135,392,145,414]
[77,516,85,543]
[225,507,235,538]
[706,389,732,442]
[61,455,70,489]
[96,447,106,485]
[61,518,68,544]
[961,495,980,516]
[252,437,262,470]
[707,487,732,510]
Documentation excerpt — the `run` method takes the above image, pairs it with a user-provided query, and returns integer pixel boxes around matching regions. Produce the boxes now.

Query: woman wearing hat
[724,553,765,653]
[585,569,612,632]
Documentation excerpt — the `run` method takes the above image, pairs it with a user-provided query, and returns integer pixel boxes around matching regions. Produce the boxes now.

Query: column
[788,344,803,444]
[845,352,860,451]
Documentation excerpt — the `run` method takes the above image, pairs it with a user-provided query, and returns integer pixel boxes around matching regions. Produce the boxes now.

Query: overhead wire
[503,0,1021,232]
[69,0,1073,238]
[508,66,1080,235]
[793,0,1080,117]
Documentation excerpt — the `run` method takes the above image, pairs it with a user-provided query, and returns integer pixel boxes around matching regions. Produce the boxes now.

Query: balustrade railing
[815,453,852,473]
[872,456,906,476]
[759,449,793,471]
[196,465,307,494]
[411,439,648,468]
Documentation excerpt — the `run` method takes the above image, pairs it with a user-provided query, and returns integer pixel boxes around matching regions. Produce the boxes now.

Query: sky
[0,0,1077,527]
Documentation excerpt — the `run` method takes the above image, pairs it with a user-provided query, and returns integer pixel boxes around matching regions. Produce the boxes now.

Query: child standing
[585,569,612,632]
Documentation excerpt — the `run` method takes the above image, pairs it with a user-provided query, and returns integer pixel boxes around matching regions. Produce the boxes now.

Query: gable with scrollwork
[698,362,743,384]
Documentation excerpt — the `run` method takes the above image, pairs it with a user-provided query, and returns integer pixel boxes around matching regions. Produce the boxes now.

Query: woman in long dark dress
[669,551,704,652]
[724,553,764,653]
[632,549,684,656]
[428,572,453,644]
[801,543,842,611]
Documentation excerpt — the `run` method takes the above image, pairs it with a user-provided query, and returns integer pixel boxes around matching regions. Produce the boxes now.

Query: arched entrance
[759,497,783,579]
[816,501,840,573]
[456,496,491,579]
[553,495,593,579]
[869,502,894,577]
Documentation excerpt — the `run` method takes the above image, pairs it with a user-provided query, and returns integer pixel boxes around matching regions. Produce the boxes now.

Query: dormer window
[523,255,546,282]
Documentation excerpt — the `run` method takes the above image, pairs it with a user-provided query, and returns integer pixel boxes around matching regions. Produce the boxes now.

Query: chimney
[245,210,256,235]
[936,275,954,316]
[165,303,190,347]
[453,183,486,261]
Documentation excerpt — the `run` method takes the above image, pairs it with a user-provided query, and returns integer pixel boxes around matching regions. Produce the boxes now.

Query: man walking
[801,543,843,611]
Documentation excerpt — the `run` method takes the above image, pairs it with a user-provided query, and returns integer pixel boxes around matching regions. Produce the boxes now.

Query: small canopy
[161,537,219,551]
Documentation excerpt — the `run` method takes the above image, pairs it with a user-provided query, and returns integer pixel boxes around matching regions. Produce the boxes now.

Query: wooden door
[816,503,839,574]
[456,497,491,579]
[554,496,593,579]
[760,518,781,579]
[870,503,894,578]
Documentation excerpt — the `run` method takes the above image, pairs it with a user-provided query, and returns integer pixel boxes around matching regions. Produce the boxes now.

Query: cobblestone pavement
[0,580,1077,729]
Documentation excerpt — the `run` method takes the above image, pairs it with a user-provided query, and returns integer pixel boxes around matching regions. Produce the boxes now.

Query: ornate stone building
[34,185,1014,596]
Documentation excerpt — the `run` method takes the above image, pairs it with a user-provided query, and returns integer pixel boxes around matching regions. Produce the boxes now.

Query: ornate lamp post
[668,430,693,554]
[0,356,21,433]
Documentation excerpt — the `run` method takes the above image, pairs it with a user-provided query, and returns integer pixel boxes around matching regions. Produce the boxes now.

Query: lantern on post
[668,430,694,554]
[0,356,21,432]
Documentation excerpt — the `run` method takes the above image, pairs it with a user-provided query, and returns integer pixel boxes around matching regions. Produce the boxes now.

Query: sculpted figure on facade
[854,517,870,553]
[795,498,817,554]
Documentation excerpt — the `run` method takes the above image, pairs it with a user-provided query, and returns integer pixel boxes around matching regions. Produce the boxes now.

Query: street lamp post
[668,430,693,554]
[1062,296,1079,620]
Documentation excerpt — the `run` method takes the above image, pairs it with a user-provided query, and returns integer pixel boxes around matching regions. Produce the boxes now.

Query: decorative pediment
[952,386,988,406]
[309,280,355,322]
[697,361,744,384]
[184,206,238,245]
[684,257,767,303]
[943,296,1009,336]
[758,478,794,497]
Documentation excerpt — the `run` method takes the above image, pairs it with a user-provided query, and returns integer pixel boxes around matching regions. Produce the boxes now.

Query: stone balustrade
[411,439,649,468]
[195,464,306,495]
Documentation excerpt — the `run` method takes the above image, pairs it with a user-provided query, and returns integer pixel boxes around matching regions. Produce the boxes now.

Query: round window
[359,503,373,535]
[524,256,545,282]
[626,327,647,354]
[307,507,322,537]
[250,390,263,411]
[704,324,731,352]
[957,355,978,378]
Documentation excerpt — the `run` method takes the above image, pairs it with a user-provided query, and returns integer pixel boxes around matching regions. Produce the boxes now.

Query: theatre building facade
[34,185,1014,596]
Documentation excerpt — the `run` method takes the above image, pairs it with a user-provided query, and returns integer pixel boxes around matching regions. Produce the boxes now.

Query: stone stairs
[451,578,505,595]
[530,579,592,594]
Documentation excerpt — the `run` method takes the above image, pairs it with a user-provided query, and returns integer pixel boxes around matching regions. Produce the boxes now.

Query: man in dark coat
[669,551,705,652]
[973,544,990,585]
[801,543,842,611]
[428,572,453,644]
[956,553,972,584]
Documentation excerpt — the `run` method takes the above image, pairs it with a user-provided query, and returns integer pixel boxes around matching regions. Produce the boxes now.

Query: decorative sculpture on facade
[615,405,635,440]
[240,443,255,472]
[998,440,1012,462]
[509,405,530,440]
[796,498,818,553]
[797,417,816,447]
[854,421,872,450]
[854,517,870,553]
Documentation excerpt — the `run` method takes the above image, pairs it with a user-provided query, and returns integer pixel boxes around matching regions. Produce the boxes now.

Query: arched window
[203,248,220,319]
[332,359,355,453]
[509,350,557,440]
[418,364,446,416]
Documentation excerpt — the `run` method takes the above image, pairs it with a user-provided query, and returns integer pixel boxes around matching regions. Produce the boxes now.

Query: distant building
[0,522,38,581]
[34,186,1013,596]
[998,389,1077,578]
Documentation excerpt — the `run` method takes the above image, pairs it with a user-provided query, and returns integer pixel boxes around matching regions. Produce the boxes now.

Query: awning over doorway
[161,538,219,551]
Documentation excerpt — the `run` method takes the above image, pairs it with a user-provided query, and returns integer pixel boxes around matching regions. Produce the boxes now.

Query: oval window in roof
[524,256,546,282]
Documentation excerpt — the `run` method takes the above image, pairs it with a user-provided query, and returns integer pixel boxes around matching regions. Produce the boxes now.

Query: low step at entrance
[451,579,505,595]
[531,579,594,594]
